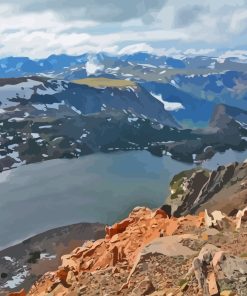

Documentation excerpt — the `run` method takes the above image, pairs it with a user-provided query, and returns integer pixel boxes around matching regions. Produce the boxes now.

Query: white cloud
[117,44,216,58]
[0,1,246,58]
[184,48,216,56]
[230,9,247,33]
[219,50,247,61]
[118,43,154,55]
[85,56,104,75]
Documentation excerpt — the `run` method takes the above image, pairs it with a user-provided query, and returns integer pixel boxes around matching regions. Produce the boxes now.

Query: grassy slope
[72,77,136,88]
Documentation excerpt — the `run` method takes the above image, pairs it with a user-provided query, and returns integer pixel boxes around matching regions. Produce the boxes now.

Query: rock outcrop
[9,203,247,296]
[164,161,247,217]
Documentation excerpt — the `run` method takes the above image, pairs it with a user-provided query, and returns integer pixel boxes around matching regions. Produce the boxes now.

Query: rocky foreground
[6,161,247,296]
[8,204,247,296]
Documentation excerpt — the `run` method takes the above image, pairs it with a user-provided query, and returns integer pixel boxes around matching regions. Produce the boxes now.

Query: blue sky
[0,0,247,58]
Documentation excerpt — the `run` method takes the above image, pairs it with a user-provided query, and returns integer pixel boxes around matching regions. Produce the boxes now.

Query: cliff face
[165,161,247,217]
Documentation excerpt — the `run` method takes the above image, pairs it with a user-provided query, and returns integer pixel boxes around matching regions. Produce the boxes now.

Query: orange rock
[105,218,133,238]
[8,289,26,296]
[111,245,119,266]
[151,208,168,219]
[61,254,80,271]
[56,267,68,283]
[166,219,179,236]
[207,272,218,295]
[25,207,223,296]
[198,211,205,219]
[201,232,209,241]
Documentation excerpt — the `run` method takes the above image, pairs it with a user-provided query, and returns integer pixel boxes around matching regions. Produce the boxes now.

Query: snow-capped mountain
[1,52,246,128]
[0,53,246,171]
[0,76,245,171]
[0,76,179,128]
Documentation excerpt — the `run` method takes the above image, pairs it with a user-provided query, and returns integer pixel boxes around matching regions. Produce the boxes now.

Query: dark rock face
[165,161,247,217]
[210,104,247,129]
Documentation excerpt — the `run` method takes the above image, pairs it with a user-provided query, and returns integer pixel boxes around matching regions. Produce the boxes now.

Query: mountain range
[0,77,246,170]
[0,52,246,128]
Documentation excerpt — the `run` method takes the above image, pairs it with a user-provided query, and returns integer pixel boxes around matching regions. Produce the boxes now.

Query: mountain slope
[0,223,105,295]
[0,77,246,170]
[0,76,179,128]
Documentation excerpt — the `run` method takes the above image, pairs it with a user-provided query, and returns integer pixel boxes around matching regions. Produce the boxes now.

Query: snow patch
[39,125,52,129]
[3,268,29,289]
[31,133,40,139]
[3,256,15,263]
[128,117,139,123]
[0,79,42,108]
[8,117,25,122]
[71,106,82,114]
[138,63,157,69]
[40,253,56,260]
[150,92,185,111]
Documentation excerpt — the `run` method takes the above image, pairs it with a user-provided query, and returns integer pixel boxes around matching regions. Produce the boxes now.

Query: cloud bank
[0,0,246,58]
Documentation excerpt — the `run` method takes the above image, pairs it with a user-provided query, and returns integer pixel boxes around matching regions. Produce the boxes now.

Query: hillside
[0,76,179,127]
[0,223,105,295]
[0,76,245,171]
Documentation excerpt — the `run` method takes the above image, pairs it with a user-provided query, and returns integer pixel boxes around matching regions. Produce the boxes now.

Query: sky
[0,0,247,58]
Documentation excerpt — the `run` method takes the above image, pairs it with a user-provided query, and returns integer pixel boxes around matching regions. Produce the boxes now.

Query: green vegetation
[240,253,247,258]
[73,77,136,88]
[178,278,188,287]
[170,168,209,199]
[170,170,193,200]
[1,273,8,279]
[27,251,41,264]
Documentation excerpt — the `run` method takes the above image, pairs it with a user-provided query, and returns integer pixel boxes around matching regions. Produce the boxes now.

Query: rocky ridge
[164,161,247,217]
[9,203,247,296]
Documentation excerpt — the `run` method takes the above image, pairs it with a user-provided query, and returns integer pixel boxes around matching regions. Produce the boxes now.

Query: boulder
[190,244,220,295]
[105,218,133,238]
[56,267,69,283]
[207,272,218,295]
[8,289,26,296]
[130,277,155,296]
[236,206,247,230]
[205,210,225,228]
[151,208,168,219]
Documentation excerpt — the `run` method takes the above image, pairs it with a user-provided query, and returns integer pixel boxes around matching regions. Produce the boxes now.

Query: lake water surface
[0,149,246,249]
